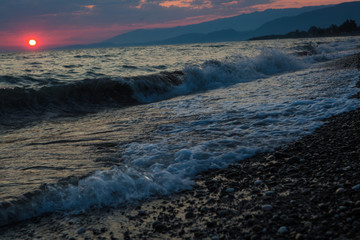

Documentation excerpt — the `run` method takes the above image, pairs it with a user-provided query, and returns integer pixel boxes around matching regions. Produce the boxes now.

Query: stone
[262,205,273,211]
[138,210,147,216]
[295,233,304,240]
[336,188,345,194]
[339,206,347,211]
[352,208,360,216]
[274,152,290,159]
[265,191,275,196]
[77,228,86,235]
[304,221,312,229]
[185,212,195,219]
[152,221,167,232]
[326,231,333,236]
[286,156,301,164]
[278,226,288,234]
[226,188,235,193]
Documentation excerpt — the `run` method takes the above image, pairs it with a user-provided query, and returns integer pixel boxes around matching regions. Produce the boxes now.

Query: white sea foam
[309,37,360,62]
[132,49,305,103]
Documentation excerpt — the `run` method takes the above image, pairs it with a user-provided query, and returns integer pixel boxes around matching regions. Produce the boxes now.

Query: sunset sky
[1,0,358,50]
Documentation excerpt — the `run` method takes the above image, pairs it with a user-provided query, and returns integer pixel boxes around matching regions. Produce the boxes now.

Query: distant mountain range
[105,6,324,45]
[62,1,360,49]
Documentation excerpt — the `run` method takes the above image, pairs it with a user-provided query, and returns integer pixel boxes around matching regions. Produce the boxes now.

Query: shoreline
[1,54,360,240]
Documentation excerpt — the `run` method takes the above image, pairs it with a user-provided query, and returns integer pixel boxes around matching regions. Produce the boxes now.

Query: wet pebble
[336,188,345,194]
[295,233,304,240]
[152,221,167,232]
[278,226,288,234]
[339,206,347,211]
[286,156,301,164]
[265,191,275,196]
[226,188,235,193]
[137,210,147,216]
[262,205,273,211]
[352,208,360,216]
[185,212,195,219]
[77,228,86,235]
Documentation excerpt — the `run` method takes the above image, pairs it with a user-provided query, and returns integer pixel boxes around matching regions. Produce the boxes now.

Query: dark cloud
[1,0,273,31]
[0,0,281,47]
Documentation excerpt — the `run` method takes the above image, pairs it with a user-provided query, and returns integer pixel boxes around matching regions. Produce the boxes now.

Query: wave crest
[0,49,302,124]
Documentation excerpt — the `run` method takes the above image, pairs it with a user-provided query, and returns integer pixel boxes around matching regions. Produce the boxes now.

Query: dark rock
[92,228,101,235]
[206,221,217,228]
[286,156,301,164]
[351,208,360,216]
[295,233,304,240]
[152,221,167,232]
[278,226,288,234]
[274,152,290,159]
[185,212,195,219]
[336,188,345,194]
[77,228,86,235]
[137,210,147,216]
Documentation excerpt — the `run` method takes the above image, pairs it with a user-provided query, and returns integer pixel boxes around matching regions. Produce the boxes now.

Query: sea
[1,37,360,226]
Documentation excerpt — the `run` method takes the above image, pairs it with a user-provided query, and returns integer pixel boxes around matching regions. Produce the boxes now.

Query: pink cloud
[159,0,213,9]
[82,5,96,10]
[252,0,356,11]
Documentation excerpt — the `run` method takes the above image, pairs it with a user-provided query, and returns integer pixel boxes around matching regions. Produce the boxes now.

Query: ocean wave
[0,143,257,226]
[0,49,303,123]
[133,49,304,102]
[0,165,193,226]
[0,75,54,87]
[0,72,184,120]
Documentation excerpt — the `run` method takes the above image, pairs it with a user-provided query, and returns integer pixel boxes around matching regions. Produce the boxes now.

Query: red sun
[28,39,37,46]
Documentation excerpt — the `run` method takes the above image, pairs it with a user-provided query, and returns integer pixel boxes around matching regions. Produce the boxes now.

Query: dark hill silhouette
[104,6,325,45]
[252,1,360,37]
[59,1,360,49]
[157,1,360,45]
[250,19,360,41]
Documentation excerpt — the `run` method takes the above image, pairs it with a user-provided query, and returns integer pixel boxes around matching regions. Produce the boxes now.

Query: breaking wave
[0,49,303,124]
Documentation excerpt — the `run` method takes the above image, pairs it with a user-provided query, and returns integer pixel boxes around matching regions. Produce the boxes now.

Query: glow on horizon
[253,0,356,10]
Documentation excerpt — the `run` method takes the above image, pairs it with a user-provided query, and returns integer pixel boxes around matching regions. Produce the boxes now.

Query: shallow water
[0,37,360,225]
